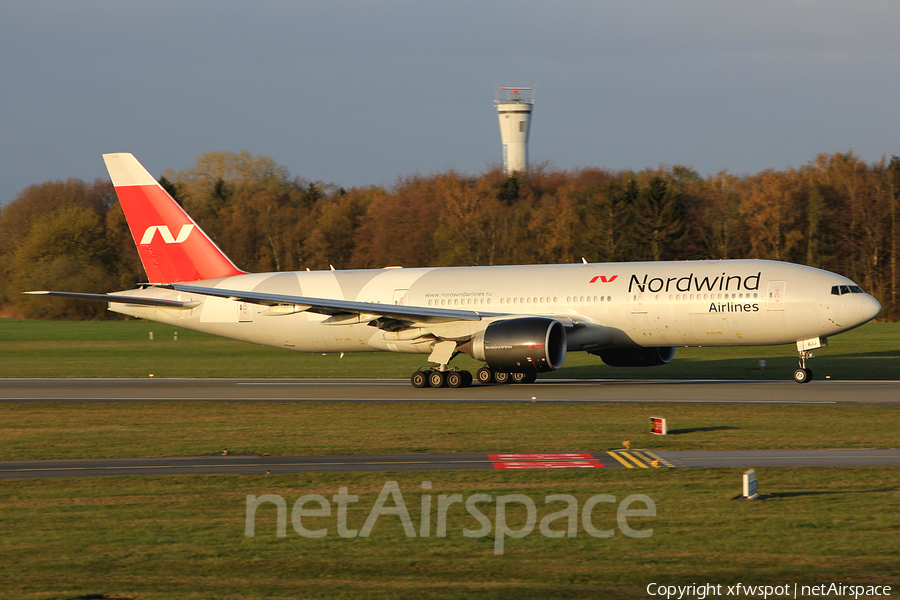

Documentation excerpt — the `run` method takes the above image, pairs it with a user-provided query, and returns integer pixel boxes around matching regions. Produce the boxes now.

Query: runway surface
[2,449,898,479]
[2,377,900,404]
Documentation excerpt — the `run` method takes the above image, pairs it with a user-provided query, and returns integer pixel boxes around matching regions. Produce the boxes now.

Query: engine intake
[469,317,567,372]
[592,346,675,367]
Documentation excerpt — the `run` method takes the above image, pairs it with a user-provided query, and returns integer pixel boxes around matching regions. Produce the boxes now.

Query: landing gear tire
[445,371,473,388]
[411,371,429,388]
[793,368,812,384]
[493,371,510,384]
[428,371,447,388]
[511,371,537,384]
[446,371,463,388]
[460,370,473,387]
[476,367,493,385]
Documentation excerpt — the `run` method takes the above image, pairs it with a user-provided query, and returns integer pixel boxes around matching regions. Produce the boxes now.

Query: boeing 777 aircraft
[27,153,881,387]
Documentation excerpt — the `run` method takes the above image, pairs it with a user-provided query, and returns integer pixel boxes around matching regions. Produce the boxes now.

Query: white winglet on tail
[102,153,245,283]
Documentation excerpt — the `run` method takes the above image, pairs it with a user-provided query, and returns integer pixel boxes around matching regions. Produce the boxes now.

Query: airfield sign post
[743,469,759,499]
[650,417,667,435]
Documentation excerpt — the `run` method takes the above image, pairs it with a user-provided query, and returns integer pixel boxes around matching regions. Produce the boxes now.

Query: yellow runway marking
[644,451,676,468]
[606,451,634,468]
[620,452,649,468]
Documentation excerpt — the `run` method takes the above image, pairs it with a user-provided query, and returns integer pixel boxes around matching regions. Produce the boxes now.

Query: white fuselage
[108,259,880,358]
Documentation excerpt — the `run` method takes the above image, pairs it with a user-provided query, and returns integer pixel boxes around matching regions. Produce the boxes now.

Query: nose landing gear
[793,350,815,384]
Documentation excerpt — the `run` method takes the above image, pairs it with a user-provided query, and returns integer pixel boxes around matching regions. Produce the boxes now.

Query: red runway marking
[488,453,595,461]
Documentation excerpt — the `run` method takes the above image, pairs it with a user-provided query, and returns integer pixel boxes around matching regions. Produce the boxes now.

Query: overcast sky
[3,0,899,204]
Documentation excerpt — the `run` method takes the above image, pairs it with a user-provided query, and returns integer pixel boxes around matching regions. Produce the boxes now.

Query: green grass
[1,469,897,600]
[2,402,900,461]
[2,319,898,598]
[1,318,898,379]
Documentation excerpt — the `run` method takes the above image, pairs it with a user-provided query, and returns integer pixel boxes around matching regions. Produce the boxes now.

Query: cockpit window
[831,285,865,295]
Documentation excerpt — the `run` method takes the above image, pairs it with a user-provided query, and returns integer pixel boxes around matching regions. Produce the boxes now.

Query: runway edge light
[650,417,667,435]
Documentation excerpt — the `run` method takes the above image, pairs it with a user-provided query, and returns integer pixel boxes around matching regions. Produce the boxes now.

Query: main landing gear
[793,350,815,384]
[409,367,538,387]
[410,368,473,389]
[476,367,537,385]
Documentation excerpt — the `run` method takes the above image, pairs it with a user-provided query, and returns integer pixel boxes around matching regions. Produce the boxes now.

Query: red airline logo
[589,275,618,284]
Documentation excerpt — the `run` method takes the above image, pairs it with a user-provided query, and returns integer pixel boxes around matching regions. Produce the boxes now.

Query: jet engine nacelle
[469,317,567,372]
[593,346,676,367]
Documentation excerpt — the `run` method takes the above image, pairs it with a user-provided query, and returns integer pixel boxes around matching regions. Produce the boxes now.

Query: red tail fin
[103,153,245,283]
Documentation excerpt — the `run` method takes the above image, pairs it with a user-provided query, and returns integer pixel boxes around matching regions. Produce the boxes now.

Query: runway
[2,377,900,404]
[2,448,898,479]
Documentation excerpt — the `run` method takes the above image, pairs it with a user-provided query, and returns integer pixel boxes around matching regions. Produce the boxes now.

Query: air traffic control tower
[495,87,533,174]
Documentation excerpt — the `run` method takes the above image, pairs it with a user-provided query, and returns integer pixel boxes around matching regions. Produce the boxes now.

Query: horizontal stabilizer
[23,291,199,309]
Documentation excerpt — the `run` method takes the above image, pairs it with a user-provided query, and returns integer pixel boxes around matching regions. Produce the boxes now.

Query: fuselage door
[631,291,647,314]
[238,302,253,322]
[767,281,786,311]
[393,289,409,306]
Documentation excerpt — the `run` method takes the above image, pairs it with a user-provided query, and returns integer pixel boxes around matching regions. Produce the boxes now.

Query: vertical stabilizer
[103,153,245,283]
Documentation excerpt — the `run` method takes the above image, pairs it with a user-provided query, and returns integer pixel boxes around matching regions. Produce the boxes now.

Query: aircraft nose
[861,294,881,323]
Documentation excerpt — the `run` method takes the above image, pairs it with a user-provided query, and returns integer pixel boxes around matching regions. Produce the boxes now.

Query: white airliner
[27,153,881,387]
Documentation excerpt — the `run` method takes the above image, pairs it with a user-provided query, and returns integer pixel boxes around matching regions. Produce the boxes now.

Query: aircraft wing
[26,286,591,330]
[171,283,501,325]
[23,291,199,309]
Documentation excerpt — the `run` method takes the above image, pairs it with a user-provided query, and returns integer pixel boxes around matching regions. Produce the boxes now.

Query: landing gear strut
[793,350,814,384]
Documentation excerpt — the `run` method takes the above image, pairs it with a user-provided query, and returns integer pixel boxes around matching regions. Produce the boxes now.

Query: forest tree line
[2,149,898,320]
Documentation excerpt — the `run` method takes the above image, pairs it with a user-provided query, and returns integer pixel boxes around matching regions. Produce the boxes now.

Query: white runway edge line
[4,378,898,383]
[0,398,841,404]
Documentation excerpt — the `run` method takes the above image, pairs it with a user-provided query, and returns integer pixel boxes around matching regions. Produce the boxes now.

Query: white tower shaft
[495,87,533,175]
